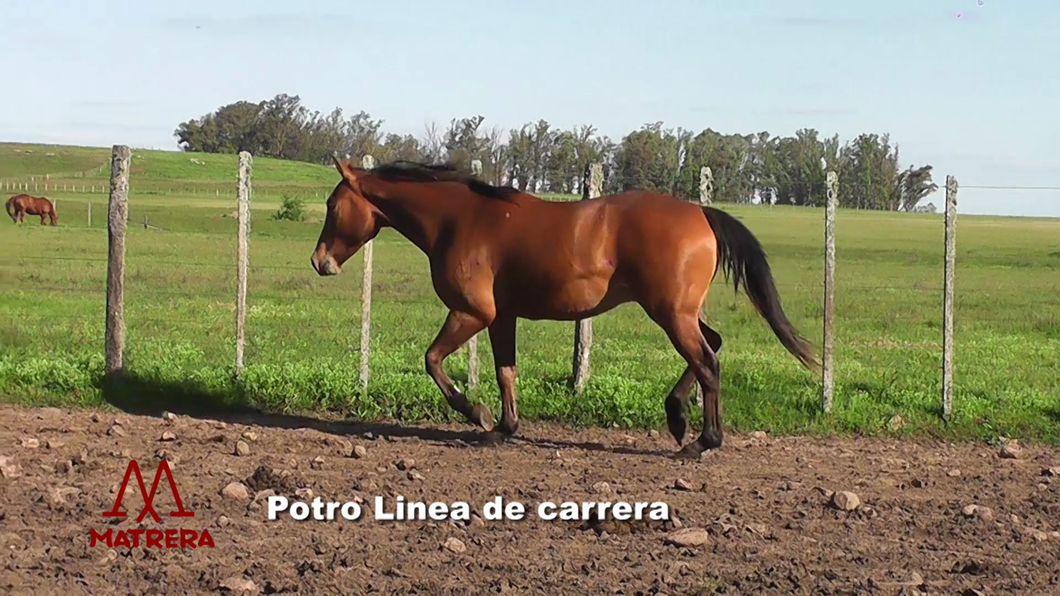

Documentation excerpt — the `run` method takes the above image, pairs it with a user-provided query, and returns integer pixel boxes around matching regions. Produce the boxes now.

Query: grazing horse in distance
[6,194,58,226]
[310,158,820,459]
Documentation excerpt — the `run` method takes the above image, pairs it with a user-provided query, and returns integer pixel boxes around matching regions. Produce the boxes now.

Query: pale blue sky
[2,0,1058,217]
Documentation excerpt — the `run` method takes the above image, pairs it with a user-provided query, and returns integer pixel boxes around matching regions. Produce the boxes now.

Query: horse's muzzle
[310,253,342,276]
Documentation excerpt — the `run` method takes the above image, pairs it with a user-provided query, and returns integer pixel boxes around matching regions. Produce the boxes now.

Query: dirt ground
[1,405,1058,595]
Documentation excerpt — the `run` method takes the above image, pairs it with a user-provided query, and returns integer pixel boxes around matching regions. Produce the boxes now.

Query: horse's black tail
[5,198,15,221]
[702,206,820,374]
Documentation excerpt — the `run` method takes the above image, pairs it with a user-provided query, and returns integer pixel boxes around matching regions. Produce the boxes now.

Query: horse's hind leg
[425,310,495,432]
[486,315,519,443]
[655,312,723,459]
[664,321,722,445]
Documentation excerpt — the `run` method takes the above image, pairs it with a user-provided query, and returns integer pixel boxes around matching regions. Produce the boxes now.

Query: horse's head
[310,157,385,276]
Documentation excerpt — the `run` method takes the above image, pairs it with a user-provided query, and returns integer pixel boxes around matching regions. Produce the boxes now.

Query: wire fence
[5,145,1058,425]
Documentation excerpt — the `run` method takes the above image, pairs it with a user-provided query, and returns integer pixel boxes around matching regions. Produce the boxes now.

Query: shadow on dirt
[98,371,676,459]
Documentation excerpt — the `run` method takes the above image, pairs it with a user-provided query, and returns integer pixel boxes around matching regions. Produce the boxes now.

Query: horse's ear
[332,156,359,185]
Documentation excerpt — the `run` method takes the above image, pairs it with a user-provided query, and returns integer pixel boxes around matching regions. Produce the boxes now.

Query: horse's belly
[512,274,630,320]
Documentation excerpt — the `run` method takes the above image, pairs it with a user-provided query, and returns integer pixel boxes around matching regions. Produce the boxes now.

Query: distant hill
[0,142,337,197]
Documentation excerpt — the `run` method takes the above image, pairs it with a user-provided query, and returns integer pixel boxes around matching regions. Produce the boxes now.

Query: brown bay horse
[7,194,58,226]
[311,158,819,459]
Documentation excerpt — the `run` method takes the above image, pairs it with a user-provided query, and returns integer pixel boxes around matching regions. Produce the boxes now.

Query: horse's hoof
[470,405,495,432]
[672,443,703,460]
[667,419,687,446]
[699,429,723,451]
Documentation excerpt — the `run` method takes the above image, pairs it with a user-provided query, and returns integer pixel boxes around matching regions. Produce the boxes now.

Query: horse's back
[486,190,717,318]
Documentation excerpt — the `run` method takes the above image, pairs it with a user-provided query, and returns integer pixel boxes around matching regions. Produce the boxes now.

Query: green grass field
[3,142,1059,445]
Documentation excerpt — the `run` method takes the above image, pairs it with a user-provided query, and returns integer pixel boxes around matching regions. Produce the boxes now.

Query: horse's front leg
[425,310,494,431]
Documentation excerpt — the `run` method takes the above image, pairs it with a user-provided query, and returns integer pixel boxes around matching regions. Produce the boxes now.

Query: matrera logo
[90,459,214,549]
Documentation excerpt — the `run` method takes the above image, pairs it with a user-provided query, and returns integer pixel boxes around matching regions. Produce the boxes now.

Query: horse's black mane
[369,160,521,201]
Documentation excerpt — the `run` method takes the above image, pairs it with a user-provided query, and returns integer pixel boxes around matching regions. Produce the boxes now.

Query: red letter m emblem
[102,460,194,523]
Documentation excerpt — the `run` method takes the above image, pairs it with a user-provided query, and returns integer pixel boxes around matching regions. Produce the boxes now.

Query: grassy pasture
[2,143,1058,444]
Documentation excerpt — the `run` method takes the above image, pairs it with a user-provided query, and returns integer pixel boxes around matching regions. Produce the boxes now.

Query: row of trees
[174,93,938,210]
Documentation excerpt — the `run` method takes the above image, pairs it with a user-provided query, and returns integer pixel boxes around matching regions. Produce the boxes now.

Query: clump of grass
[272,194,306,222]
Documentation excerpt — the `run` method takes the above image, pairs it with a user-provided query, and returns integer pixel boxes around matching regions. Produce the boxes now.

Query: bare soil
[1,404,1059,595]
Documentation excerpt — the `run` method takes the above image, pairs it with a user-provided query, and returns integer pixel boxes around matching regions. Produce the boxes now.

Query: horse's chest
[428,247,490,303]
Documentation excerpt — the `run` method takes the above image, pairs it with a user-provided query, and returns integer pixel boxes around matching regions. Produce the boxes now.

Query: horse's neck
[364,180,460,254]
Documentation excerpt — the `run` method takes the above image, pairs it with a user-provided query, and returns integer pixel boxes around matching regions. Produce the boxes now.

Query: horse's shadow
[98,372,672,459]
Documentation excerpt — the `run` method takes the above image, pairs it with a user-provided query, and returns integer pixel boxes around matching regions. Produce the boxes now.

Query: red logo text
[90,460,214,549]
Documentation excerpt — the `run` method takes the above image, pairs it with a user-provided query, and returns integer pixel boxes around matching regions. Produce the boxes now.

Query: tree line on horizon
[174,93,938,211]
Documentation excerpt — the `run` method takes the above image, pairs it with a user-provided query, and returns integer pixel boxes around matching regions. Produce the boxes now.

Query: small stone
[674,479,695,491]
[905,571,924,586]
[20,437,40,449]
[161,411,177,421]
[217,515,231,527]
[221,482,250,501]
[295,488,314,500]
[396,458,415,471]
[443,537,467,554]
[363,432,375,440]
[353,445,367,459]
[592,481,613,495]
[745,523,767,536]
[311,456,325,469]
[664,528,710,547]
[468,514,486,528]
[1043,467,1060,477]
[234,440,250,456]
[154,449,178,464]
[97,549,118,566]
[107,424,125,437]
[999,442,1021,459]
[1011,514,1021,525]
[90,413,101,423]
[961,504,992,520]
[336,440,353,457]
[887,414,904,431]
[42,486,81,507]
[45,439,64,449]
[241,431,259,442]
[0,455,22,478]
[831,491,861,511]
[648,429,660,440]
[160,431,177,442]
[408,471,426,481]
[1025,528,1049,542]
[213,421,228,429]
[219,575,258,594]
[947,468,962,477]
[750,431,767,440]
